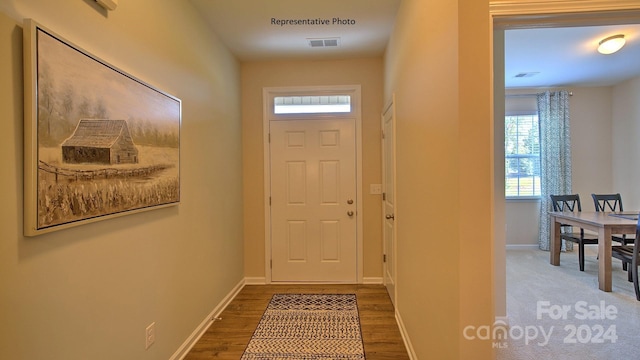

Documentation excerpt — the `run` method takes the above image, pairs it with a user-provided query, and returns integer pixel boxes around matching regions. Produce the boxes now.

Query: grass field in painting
[36,145,179,228]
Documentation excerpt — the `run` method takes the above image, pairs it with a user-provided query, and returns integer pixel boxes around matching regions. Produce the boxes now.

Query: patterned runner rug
[241,293,365,359]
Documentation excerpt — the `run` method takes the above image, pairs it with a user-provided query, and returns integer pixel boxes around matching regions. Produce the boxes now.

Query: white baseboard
[505,244,539,250]
[395,309,418,360]
[362,277,383,284]
[244,277,267,285]
[170,278,245,360]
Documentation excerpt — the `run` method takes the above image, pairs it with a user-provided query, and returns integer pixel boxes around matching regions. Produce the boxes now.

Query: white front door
[270,118,357,282]
[382,98,397,306]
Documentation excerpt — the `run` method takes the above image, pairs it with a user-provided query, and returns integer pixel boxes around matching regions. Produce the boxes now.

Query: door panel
[270,119,357,282]
[286,161,306,204]
[287,221,307,261]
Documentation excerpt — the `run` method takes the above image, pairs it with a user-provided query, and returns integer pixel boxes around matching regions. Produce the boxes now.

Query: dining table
[548,211,638,292]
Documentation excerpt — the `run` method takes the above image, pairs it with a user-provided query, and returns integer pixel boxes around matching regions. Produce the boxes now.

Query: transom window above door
[274,95,351,114]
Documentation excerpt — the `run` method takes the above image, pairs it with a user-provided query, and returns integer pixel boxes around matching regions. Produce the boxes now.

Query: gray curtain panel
[537,90,573,251]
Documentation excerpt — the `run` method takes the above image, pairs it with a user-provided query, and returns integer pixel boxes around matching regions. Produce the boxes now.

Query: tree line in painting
[37,62,179,149]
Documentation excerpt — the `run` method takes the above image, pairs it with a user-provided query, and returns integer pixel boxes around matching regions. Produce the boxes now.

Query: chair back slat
[592,193,623,212]
[550,194,582,212]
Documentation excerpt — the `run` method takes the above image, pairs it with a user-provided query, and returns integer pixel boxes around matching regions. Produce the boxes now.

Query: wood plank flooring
[184,284,410,359]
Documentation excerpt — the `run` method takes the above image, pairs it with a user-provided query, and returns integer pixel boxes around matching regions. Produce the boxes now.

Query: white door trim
[262,85,363,283]
[490,0,640,17]
[382,94,397,306]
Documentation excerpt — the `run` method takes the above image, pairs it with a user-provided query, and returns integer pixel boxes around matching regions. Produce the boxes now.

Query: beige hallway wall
[384,0,494,358]
[0,1,244,359]
[241,58,384,280]
[384,1,640,359]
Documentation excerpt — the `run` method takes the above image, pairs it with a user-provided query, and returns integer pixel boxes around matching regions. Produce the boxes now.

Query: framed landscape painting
[23,19,181,236]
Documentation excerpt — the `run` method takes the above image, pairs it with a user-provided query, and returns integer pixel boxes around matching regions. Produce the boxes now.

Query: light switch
[370,184,382,195]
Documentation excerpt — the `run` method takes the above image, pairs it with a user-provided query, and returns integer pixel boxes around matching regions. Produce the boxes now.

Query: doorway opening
[492,1,640,323]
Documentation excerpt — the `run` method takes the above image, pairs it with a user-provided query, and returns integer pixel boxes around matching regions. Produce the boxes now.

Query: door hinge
[382,192,386,201]
[381,130,385,139]
[383,254,387,263]
[269,196,271,205]
[270,259,273,269]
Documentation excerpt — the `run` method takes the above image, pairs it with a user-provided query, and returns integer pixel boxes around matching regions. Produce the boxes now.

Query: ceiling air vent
[307,38,340,48]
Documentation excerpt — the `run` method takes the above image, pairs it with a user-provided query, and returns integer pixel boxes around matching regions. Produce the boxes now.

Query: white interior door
[270,118,357,282]
[382,98,397,306]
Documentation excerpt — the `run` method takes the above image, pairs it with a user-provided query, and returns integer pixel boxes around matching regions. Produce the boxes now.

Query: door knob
[385,214,395,220]
[347,199,354,204]
[347,211,354,217]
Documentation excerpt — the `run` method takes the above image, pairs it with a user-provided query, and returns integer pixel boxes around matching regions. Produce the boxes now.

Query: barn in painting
[61,119,139,164]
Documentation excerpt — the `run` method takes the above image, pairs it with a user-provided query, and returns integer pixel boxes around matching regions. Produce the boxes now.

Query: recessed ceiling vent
[308,38,340,48]
[514,72,540,78]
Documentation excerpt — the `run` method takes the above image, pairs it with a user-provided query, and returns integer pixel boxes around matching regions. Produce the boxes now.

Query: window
[505,114,540,198]
[274,95,351,114]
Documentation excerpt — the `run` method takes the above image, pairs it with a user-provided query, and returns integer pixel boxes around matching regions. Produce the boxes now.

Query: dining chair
[550,194,598,271]
[611,217,640,301]
[591,193,635,244]
[592,193,636,270]
[591,193,623,212]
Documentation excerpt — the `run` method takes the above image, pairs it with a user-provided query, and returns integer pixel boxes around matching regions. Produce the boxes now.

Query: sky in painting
[37,28,180,131]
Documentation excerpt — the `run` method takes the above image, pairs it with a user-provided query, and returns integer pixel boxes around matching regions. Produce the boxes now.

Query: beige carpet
[497,247,640,359]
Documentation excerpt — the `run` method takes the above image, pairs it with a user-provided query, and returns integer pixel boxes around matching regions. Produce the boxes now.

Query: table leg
[598,227,612,292]
[550,218,561,265]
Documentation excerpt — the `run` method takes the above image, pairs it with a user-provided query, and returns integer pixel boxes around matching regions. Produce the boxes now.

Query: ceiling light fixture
[597,34,625,54]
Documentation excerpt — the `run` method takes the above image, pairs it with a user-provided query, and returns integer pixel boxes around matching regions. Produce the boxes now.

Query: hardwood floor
[184,284,410,359]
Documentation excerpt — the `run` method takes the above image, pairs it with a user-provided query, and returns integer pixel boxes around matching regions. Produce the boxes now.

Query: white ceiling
[190,0,640,88]
[505,24,640,88]
[189,0,401,61]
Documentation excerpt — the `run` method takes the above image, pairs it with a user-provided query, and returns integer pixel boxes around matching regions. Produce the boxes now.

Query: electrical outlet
[145,322,155,350]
